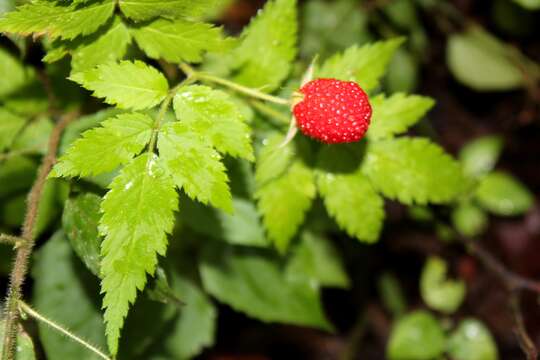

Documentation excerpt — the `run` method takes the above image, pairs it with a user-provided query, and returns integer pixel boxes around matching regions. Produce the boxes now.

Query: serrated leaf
[475,171,533,216]
[256,161,316,252]
[158,122,232,211]
[362,137,465,204]
[52,113,153,178]
[71,17,131,72]
[100,153,178,355]
[387,310,446,360]
[32,231,107,360]
[318,171,384,243]
[448,319,498,360]
[0,320,36,360]
[367,93,435,140]
[447,27,533,91]
[318,38,404,92]
[286,231,349,288]
[70,60,169,110]
[173,85,253,160]
[119,0,223,22]
[0,0,115,40]
[232,0,297,92]
[133,19,233,64]
[420,256,466,314]
[0,47,30,99]
[459,135,504,179]
[200,246,331,330]
[0,108,26,151]
[62,193,102,277]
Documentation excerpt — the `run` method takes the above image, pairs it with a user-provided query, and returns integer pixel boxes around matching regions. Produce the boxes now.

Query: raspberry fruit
[293,78,372,144]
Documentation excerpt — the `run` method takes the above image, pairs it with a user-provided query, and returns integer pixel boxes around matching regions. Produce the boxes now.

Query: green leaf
[62,193,102,277]
[256,161,316,252]
[0,156,37,198]
[447,27,534,91]
[318,170,384,243]
[0,108,26,151]
[254,133,295,185]
[232,0,298,92]
[367,93,435,140]
[387,310,446,360]
[0,47,30,99]
[378,273,407,318]
[512,0,540,9]
[420,256,466,314]
[0,320,36,360]
[173,85,253,160]
[119,0,223,22]
[286,231,349,289]
[362,137,465,204]
[32,231,107,360]
[475,171,534,216]
[448,319,498,360]
[100,153,178,355]
[132,19,233,64]
[452,201,488,237]
[11,117,53,155]
[52,112,153,178]
[146,268,217,360]
[0,0,115,40]
[385,47,420,93]
[70,60,169,110]
[459,135,504,179]
[71,17,132,72]
[200,246,331,330]
[318,38,404,92]
[158,122,232,211]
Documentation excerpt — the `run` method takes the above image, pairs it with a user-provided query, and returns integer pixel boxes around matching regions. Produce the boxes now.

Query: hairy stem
[18,301,112,360]
[179,63,291,106]
[2,111,78,360]
[249,100,291,124]
[0,235,21,247]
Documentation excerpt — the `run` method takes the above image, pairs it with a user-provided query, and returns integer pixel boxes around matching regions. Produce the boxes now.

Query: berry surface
[293,78,372,144]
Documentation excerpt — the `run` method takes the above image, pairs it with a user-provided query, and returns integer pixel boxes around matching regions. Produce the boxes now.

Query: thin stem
[0,234,22,248]
[509,292,538,360]
[2,110,78,360]
[179,63,291,106]
[249,100,291,124]
[18,301,112,360]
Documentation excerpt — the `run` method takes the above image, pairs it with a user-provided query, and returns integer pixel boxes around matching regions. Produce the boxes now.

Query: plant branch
[249,100,291,124]
[18,301,112,360]
[2,110,78,360]
[179,63,291,106]
[509,292,538,360]
[0,234,22,248]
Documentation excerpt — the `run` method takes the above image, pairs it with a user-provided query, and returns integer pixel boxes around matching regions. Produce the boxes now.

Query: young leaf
[52,113,154,178]
[459,135,504,179]
[158,122,232,211]
[132,19,233,64]
[100,153,178,355]
[367,93,435,140]
[448,319,498,360]
[387,310,446,360]
[232,0,298,92]
[0,47,30,98]
[318,171,385,243]
[0,108,26,151]
[362,137,465,204]
[318,38,404,92]
[71,17,132,72]
[286,231,349,289]
[119,0,223,22]
[0,0,115,40]
[200,246,331,329]
[173,85,253,160]
[256,161,316,252]
[475,171,534,216]
[420,257,466,314]
[62,193,102,277]
[452,201,488,237]
[70,60,169,110]
[32,231,107,359]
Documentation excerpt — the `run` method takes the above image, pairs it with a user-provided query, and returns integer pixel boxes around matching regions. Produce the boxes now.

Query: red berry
[293,78,372,144]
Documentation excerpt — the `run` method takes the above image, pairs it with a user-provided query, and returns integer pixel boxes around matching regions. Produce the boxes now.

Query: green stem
[18,301,112,360]
[179,63,291,106]
[249,100,291,124]
[0,234,22,248]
